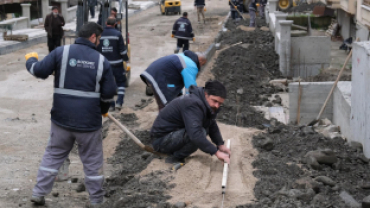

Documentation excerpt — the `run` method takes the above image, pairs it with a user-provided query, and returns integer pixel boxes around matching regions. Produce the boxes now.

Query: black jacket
[97,26,129,66]
[229,0,242,11]
[151,86,224,155]
[172,17,194,40]
[25,37,117,132]
[194,0,205,7]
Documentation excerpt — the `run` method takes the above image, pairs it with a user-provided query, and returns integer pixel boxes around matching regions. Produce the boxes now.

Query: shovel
[107,113,162,156]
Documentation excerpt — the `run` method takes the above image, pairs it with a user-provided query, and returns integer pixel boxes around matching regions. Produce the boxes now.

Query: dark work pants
[152,128,206,159]
[111,65,126,106]
[177,39,189,52]
[47,35,61,53]
[231,10,239,19]
[147,82,165,111]
[32,122,104,203]
[89,6,95,18]
[249,10,256,27]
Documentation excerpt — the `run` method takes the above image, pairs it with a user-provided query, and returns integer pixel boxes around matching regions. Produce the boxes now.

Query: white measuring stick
[221,139,231,193]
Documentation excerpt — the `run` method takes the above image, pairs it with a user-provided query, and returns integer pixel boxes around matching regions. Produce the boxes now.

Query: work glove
[193,37,195,41]
[234,6,237,9]
[256,3,260,6]
[25,52,39,61]
[204,7,207,11]
[102,113,109,117]
[171,34,174,38]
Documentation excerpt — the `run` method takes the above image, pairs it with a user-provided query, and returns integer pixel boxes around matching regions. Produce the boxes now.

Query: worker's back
[26,37,116,132]
[97,27,128,65]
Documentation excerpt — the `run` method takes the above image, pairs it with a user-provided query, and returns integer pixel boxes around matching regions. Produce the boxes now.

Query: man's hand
[25,52,39,61]
[218,144,231,156]
[102,113,108,117]
[215,150,230,164]
[193,37,195,41]
[235,6,237,9]
[171,34,174,38]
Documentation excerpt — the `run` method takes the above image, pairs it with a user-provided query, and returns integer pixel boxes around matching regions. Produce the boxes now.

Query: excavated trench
[101,16,370,208]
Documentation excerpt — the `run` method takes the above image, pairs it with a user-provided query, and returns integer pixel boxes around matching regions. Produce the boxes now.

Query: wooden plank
[269,107,287,124]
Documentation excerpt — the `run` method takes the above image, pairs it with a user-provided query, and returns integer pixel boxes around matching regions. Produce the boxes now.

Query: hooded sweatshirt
[151,86,224,155]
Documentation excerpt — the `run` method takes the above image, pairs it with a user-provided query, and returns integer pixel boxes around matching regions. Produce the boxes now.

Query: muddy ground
[214,18,370,208]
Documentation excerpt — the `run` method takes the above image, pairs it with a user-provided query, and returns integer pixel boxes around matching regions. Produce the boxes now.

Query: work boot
[85,201,103,208]
[174,48,180,54]
[115,103,122,111]
[30,195,45,205]
[165,156,185,164]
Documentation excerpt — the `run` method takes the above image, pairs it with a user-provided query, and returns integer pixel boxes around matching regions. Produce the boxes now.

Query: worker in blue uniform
[26,22,116,208]
[140,50,207,111]
[98,17,129,111]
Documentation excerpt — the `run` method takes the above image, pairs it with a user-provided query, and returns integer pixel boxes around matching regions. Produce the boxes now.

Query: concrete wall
[351,41,370,157]
[0,17,29,31]
[338,9,352,39]
[356,23,370,41]
[333,81,352,141]
[290,36,331,77]
[289,82,334,124]
[67,6,78,22]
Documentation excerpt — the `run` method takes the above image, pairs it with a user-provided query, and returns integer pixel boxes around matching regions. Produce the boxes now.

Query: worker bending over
[172,12,194,53]
[151,81,231,164]
[140,50,207,110]
[26,22,116,208]
[98,17,129,111]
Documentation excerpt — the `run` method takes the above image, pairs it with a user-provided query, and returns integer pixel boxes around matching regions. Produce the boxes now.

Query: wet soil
[213,19,283,128]
[216,18,370,208]
[236,123,370,208]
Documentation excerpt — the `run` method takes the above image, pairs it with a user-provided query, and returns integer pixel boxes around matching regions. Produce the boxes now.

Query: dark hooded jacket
[140,50,200,106]
[172,17,194,40]
[194,0,205,7]
[151,86,224,155]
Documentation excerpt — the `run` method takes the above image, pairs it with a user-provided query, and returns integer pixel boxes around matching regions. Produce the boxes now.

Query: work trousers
[47,35,61,53]
[152,128,206,159]
[231,10,239,19]
[197,6,205,22]
[259,5,265,18]
[111,64,126,107]
[89,6,95,18]
[147,81,166,111]
[177,39,189,52]
[32,122,104,203]
[249,10,256,27]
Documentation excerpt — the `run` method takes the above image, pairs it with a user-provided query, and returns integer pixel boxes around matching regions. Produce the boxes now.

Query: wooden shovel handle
[107,113,145,149]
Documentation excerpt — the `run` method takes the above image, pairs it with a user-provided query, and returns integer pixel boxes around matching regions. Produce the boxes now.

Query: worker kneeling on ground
[140,50,207,111]
[25,22,117,208]
[172,12,194,53]
[98,17,129,111]
[151,81,231,164]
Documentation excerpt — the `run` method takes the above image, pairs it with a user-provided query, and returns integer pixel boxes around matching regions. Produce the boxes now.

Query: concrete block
[289,82,334,124]
[21,4,31,28]
[351,41,370,158]
[333,81,351,141]
[290,36,331,78]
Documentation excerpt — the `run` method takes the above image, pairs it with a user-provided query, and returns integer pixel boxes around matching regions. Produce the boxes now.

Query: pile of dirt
[101,113,176,208]
[285,2,325,13]
[218,29,274,45]
[212,44,283,127]
[224,17,267,31]
[236,122,370,208]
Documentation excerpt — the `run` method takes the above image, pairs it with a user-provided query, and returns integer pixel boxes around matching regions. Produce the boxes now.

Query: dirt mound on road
[219,29,274,45]
[236,123,370,208]
[212,44,282,127]
[224,17,267,31]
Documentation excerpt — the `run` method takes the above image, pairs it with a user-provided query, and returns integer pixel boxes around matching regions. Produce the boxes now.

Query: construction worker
[249,0,257,27]
[44,6,65,53]
[140,50,207,111]
[194,0,206,24]
[25,22,116,208]
[229,0,241,20]
[98,17,129,111]
[172,12,194,53]
[151,81,231,164]
[88,0,97,18]
[259,0,267,19]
